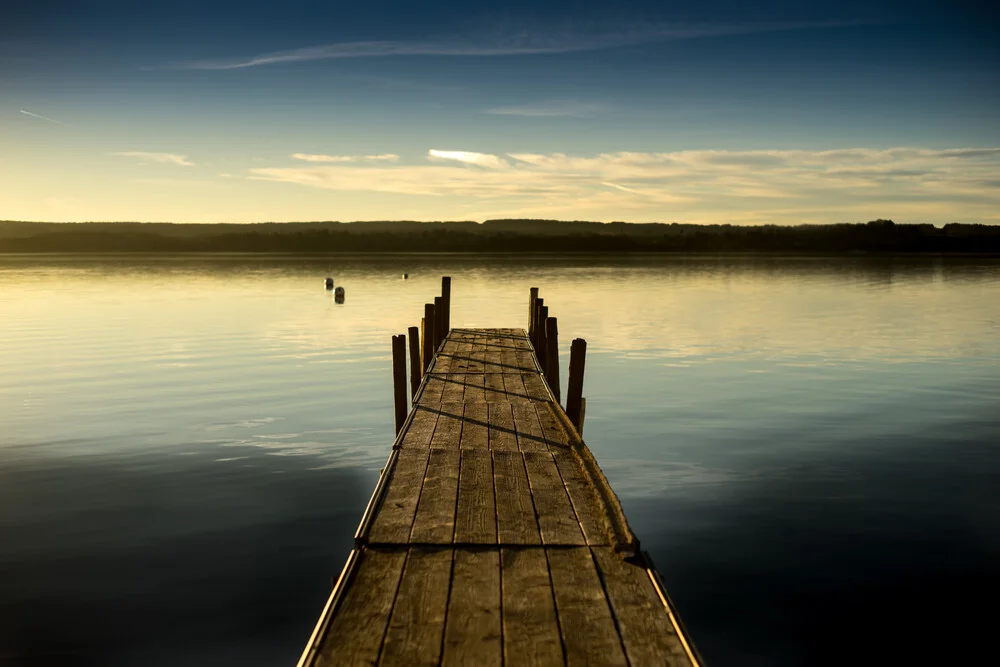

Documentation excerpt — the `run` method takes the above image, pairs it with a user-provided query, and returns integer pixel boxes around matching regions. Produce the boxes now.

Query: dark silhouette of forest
[1,219,998,253]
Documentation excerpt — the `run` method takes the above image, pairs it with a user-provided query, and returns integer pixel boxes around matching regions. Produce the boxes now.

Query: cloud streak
[291,153,399,163]
[179,20,865,70]
[484,101,604,117]
[20,109,63,124]
[247,146,1000,225]
[114,151,195,166]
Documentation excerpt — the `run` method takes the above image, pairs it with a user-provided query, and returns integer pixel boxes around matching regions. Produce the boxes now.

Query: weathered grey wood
[442,549,502,667]
[441,372,466,402]
[592,548,694,666]
[421,373,446,403]
[502,373,530,403]
[493,451,540,545]
[501,547,563,666]
[484,373,506,403]
[392,334,408,435]
[511,403,549,454]
[422,303,434,373]
[462,374,487,402]
[368,449,431,543]
[455,448,496,544]
[550,447,610,546]
[533,298,544,359]
[545,317,560,404]
[566,338,587,431]
[380,547,453,666]
[484,348,504,374]
[521,373,550,403]
[408,326,422,400]
[523,451,586,545]
[547,547,629,667]
[314,549,406,667]
[399,406,438,447]
[487,402,518,453]
[434,296,445,352]
[430,402,464,448]
[533,402,570,449]
[410,447,461,543]
[537,305,548,372]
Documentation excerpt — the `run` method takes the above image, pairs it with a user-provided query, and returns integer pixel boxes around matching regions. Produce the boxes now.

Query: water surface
[1,255,998,665]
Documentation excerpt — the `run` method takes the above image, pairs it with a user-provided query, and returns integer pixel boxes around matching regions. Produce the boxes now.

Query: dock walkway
[298,328,699,666]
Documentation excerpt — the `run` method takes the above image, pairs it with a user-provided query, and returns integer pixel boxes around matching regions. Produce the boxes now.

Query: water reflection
[0,254,998,665]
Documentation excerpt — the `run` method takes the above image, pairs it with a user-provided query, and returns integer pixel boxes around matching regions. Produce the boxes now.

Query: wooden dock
[297,323,701,666]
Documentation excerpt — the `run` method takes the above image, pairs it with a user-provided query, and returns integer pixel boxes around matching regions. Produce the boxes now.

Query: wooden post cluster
[395,277,454,432]
[527,288,586,432]
[407,326,421,399]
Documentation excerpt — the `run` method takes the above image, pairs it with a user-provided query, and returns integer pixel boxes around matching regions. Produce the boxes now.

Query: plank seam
[589,546,636,667]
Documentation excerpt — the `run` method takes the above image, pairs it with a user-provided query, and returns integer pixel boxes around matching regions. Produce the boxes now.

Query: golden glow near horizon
[2,145,999,225]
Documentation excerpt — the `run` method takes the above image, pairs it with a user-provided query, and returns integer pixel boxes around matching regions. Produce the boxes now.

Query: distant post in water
[407,325,421,400]
[529,287,539,338]
[391,334,408,435]
[545,317,560,403]
[566,338,587,432]
[434,296,444,351]
[441,276,451,340]
[422,303,435,373]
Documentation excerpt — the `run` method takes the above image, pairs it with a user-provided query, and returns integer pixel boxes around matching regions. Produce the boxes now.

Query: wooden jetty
[297,282,700,666]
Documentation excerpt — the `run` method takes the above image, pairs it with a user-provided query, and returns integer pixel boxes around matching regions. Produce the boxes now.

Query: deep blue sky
[3,1,998,223]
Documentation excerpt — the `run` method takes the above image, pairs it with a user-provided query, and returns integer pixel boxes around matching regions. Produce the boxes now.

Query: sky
[3,0,999,225]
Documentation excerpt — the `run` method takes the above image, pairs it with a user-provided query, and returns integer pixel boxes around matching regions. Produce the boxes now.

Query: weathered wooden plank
[484,348,504,374]
[547,547,628,667]
[314,549,407,667]
[501,547,563,666]
[442,549,502,667]
[521,372,550,403]
[534,402,571,449]
[462,374,487,402]
[500,346,520,373]
[523,451,586,545]
[430,403,464,448]
[502,373,530,403]
[399,406,438,448]
[493,451,540,545]
[454,448,497,544]
[380,548,454,666]
[441,373,466,403]
[368,449,431,543]
[484,373,506,403]
[420,373,446,403]
[511,402,549,454]
[410,447,461,543]
[550,447,610,546]
[460,402,489,449]
[592,548,694,666]
[487,402,518,453]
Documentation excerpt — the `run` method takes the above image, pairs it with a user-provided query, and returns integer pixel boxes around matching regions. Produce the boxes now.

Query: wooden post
[422,303,435,372]
[545,317,560,404]
[441,276,451,340]
[566,338,587,431]
[392,334,407,435]
[533,297,544,354]
[408,325,421,399]
[434,295,444,351]
[578,397,586,436]
[537,304,548,372]
[529,287,538,338]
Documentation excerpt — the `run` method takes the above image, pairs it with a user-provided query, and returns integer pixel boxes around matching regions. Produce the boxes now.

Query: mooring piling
[407,326,421,400]
[567,338,587,432]
[390,334,407,434]
[545,316,560,404]
[422,303,435,373]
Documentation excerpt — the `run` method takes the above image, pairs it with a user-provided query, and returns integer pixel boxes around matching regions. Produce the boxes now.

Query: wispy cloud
[428,149,509,169]
[178,20,865,70]
[484,101,604,118]
[291,153,399,163]
[114,151,195,166]
[247,146,1000,224]
[20,109,63,124]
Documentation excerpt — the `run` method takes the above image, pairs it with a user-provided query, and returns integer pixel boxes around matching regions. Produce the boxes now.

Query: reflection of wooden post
[408,326,421,400]
[529,287,538,338]
[441,276,451,340]
[434,296,444,351]
[537,305,548,372]
[566,338,587,431]
[545,317,560,404]
[422,303,435,372]
[392,335,407,435]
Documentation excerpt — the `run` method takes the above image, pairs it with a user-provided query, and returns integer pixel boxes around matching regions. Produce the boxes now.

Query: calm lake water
[1,254,998,666]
